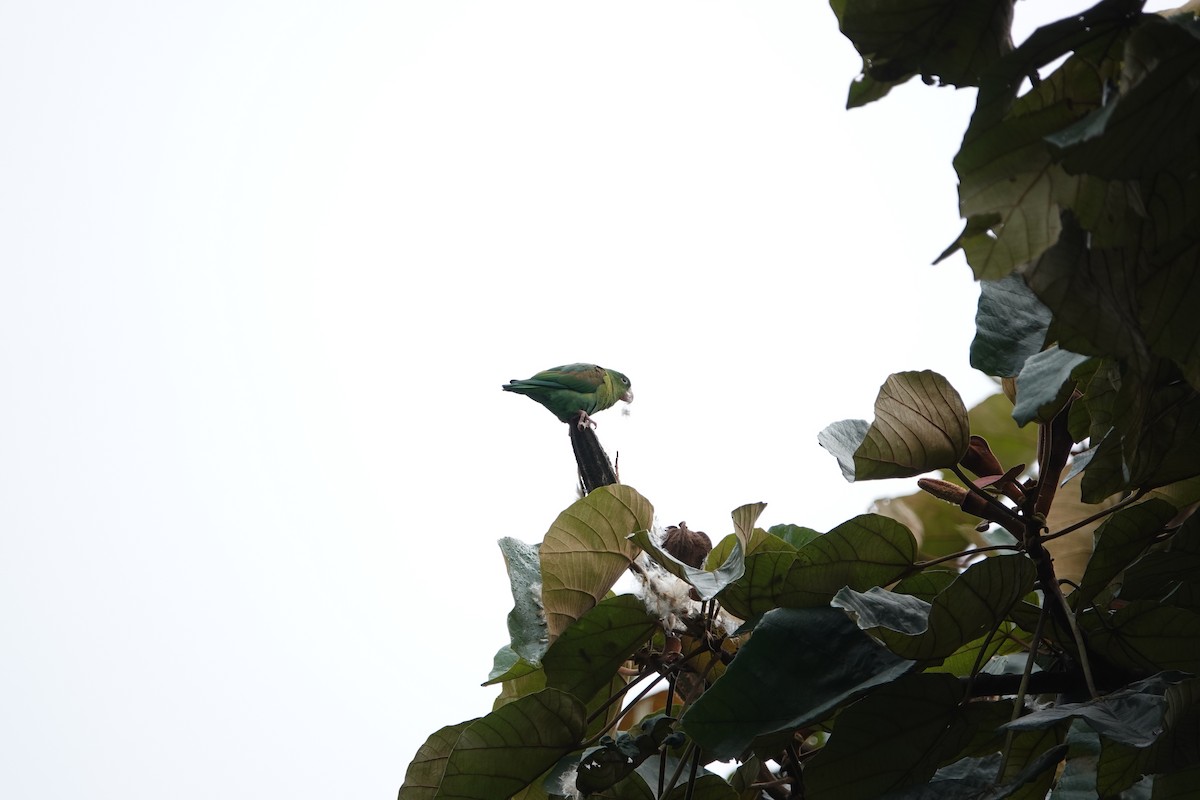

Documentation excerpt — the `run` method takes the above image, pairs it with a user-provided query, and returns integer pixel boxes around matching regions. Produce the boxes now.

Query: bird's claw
[575,411,597,430]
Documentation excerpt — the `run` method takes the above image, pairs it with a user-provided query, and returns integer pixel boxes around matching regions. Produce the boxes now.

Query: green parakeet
[502,363,633,427]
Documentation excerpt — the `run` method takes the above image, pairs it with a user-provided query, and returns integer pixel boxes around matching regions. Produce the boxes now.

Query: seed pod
[661,521,712,568]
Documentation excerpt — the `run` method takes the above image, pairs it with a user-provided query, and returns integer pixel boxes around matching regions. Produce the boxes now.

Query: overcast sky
[1,2,1165,798]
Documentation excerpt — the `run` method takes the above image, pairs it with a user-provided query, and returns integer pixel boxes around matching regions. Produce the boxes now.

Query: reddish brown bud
[961,435,1004,478]
[662,521,712,569]
[918,478,969,505]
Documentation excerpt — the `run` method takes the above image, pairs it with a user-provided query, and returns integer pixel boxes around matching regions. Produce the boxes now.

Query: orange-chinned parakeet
[502,363,633,427]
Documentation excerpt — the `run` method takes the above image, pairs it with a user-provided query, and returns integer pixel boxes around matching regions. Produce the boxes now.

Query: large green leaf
[1143,677,1200,776]
[1049,721,1103,800]
[1012,346,1090,426]
[1051,14,1200,182]
[805,673,969,800]
[499,537,550,666]
[706,527,798,620]
[1073,498,1178,608]
[971,273,1053,378]
[830,0,1015,102]
[1003,673,1182,748]
[630,503,763,602]
[436,688,587,800]
[779,514,918,607]
[542,594,657,704]
[832,554,1036,661]
[836,371,971,481]
[681,607,916,760]
[1083,602,1200,674]
[951,50,1114,279]
[821,373,972,484]
[400,721,477,800]
[540,485,653,641]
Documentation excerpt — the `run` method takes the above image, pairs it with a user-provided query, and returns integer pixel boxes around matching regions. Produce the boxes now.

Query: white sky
[1,1,1161,797]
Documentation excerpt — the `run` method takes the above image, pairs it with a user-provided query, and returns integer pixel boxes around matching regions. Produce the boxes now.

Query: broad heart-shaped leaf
[485,645,540,686]
[680,607,916,761]
[1073,498,1178,609]
[1051,14,1200,182]
[540,485,652,641]
[1003,672,1185,748]
[805,673,969,800]
[971,273,1053,378]
[832,555,1036,661]
[400,720,477,800]
[947,17,1132,281]
[1143,676,1200,776]
[831,0,1014,98]
[541,594,656,705]
[850,371,971,481]
[1082,602,1200,674]
[629,502,764,602]
[1012,346,1090,426]
[778,514,918,608]
[705,526,798,620]
[436,688,587,800]
[499,537,550,666]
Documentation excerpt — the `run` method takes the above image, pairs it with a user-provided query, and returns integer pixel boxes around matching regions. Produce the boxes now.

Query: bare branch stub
[569,423,618,494]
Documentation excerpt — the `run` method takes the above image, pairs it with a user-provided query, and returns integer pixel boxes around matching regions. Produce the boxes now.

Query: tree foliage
[401,2,1200,797]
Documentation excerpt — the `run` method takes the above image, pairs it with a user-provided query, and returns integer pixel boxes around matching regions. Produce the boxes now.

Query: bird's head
[609,370,633,403]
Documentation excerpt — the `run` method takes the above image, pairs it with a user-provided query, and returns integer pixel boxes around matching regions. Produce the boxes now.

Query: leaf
[574,717,675,794]
[849,371,971,480]
[831,0,1015,97]
[1048,721,1102,800]
[821,372,971,483]
[971,274,1054,378]
[1003,672,1184,747]
[485,645,539,686]
[878,754,1003,799]
[542,594,657,704]
[768,523,821,550]
[1083,602,1200,674]
[1051,15,1200,181]
[540,485,653,641]
[680,607,916,761]
[436,688,587,800]
[832,555,1036,661]
[818,418,871,482]
[400,721,476,800]
[499,537,550,665]
[1074,498,1178,608]
[871,489,979,559]
[706,527,798,620]
[779,514,918,608]
[1012,346,1091,425]
[953,50,1113,279]
[805,673,969,800]
[630,503,764,602]
[1143,677,1200,775]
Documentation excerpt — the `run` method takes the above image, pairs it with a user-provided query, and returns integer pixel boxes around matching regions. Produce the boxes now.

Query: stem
[581,672,667,747]
[661,742,694,799]
[998,601,1048,782]
[659,675,676,798]
[950,464,1024,527]
[1041,489,1146,542]
[907,543,1022,575]
[682,745,702,800]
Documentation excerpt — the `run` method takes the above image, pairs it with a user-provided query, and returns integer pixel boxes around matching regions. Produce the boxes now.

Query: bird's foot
[575,411,597,430]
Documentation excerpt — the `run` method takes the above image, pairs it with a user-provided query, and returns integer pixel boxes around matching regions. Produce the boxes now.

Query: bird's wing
[518,364,606,394]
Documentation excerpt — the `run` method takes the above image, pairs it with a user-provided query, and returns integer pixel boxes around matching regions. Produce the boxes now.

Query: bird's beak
[621,390,634,403]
